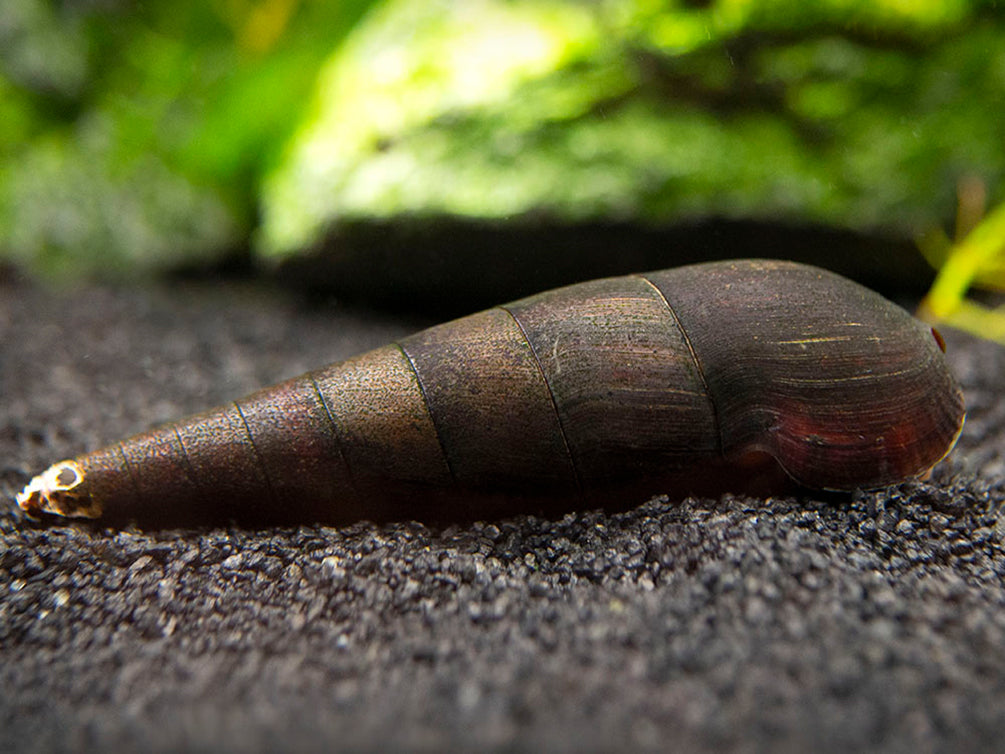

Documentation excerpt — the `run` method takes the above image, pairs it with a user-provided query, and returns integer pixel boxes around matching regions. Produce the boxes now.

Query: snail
[17,259,965,528]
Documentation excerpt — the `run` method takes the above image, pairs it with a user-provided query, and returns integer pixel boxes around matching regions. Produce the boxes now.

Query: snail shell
[17,260,965,527]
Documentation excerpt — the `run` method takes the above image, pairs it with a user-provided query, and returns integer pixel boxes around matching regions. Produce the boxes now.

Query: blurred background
[2,0,1003,331]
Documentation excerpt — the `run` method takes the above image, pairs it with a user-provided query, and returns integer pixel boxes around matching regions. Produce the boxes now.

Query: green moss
[0,0,373,279]
[260,0,1005,264]
[0,117,238,280]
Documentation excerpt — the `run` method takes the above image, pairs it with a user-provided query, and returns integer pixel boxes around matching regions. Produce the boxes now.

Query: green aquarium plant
[918,182,1005,344]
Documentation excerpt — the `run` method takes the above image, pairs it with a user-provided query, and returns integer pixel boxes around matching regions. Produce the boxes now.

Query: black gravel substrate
[1,275,1003,753]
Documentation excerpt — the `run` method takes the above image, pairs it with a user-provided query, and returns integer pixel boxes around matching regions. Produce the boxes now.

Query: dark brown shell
[17,260,965,527]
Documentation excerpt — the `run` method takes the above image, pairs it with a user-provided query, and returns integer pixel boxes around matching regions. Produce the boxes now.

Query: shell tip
[16,460,101,519]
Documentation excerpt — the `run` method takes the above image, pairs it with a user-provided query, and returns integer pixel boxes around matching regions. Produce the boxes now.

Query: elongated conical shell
[17,260,965,527]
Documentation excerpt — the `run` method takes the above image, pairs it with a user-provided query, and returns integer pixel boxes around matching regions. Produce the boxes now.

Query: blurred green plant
[0,0,375,279]
[3,0,1005,315]
[918,177,1005,344]
[258,0,1005,267]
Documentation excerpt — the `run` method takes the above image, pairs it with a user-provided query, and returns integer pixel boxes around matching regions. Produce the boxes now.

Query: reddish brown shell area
[646,261,965,490]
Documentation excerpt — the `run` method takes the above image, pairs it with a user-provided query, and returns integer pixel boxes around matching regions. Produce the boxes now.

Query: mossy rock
[259,0,1004,308]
